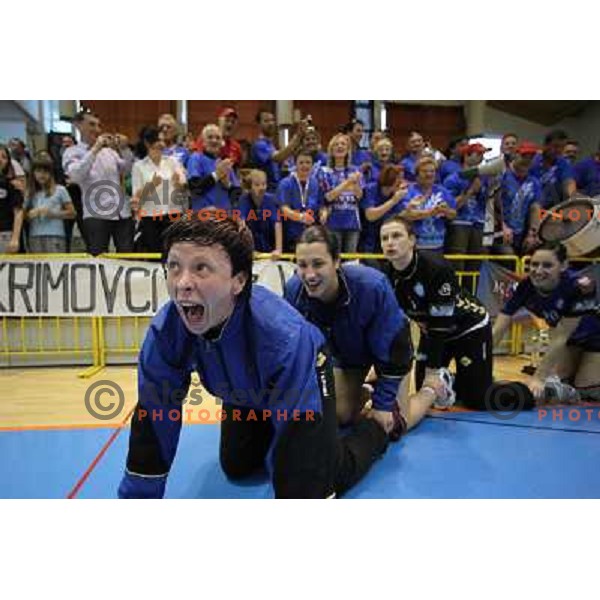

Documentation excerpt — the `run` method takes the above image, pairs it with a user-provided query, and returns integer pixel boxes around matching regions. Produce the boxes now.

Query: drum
[538,196,600,257]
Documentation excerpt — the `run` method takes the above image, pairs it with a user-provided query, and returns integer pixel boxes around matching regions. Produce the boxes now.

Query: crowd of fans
[1,105,599,263]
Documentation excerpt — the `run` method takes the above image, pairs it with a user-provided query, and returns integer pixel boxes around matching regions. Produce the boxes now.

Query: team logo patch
[439,283,452,296]
[413,282,425,297]
[430,304,455,317]
[459,356,472,367]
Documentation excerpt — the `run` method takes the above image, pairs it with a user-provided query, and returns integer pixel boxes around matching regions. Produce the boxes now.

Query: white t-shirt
[11,159,25,177]
[132,155,187,216]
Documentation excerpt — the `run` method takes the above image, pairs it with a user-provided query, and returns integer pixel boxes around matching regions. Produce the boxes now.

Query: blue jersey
[502,270,600,351]
[360,182,402,252]
[276,173,322,244]
[118,286,328,498]
[321,166,364,231]
[400,183,456,250]
[162,145,189,169]
[400,154,418,182]
[499,169,541,235]
[366,158,400,186]
[529,154,575,209]
[251,137,280,191]
[187,152,239,211]
[574,157,600,197]
[351,147,372,169]
[439,158,462,182]
[443,172,487,226]
[285,264,412,412]
[238,192,280,252]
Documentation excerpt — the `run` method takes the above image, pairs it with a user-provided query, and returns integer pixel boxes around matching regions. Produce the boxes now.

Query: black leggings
[219,352,389,498]
[416,322,494,410]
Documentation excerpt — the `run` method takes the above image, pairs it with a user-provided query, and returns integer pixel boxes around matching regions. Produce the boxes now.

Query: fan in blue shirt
[238,170,282,256]
[398,157,456,251]
[187,125,239,212]
[574,146,600,197]
[360,165,408,253]
[251,110,306,192]
[276,151,322,252]
[498,142,543,254]
[529,130,576,208]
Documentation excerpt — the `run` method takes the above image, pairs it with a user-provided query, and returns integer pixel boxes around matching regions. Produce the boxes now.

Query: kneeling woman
[380,215,493,409]
[493,242,600,401]
[285,225,454,440]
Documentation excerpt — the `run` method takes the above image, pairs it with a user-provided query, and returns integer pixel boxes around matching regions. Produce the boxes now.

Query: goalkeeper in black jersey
[380,215,493,410]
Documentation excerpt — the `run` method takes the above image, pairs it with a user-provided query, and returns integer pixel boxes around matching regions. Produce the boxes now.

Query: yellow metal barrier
[1,251,526,376]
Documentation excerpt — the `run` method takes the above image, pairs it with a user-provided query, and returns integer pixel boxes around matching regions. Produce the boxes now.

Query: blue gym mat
[2,407,600,499]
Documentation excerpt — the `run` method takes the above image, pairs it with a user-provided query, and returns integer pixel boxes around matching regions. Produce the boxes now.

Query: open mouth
[178,302,206,327]
[304,281,322,293]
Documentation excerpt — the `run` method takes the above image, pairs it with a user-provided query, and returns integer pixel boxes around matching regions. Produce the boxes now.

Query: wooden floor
[0,356,532,430]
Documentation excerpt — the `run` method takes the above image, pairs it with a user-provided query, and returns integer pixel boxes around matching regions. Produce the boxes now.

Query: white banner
[0,258,297,317]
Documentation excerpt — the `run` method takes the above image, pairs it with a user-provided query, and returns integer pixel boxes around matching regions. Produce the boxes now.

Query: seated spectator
[276,151,322,252]
[529,129,576,209]
[251,110,306,192]
[187,124,240,212]
[574,141,600,197]
[61,108,134,256]
[24,159,75,253]
[496,141,543,256]
[400,131,426,182]
[238,169,282,257]
[158,113,189,168]
[563,139,579,165]
[321,133,364,254]
[397,156,456,254]
[131,127,187,253]
[0,144,24,253]
[439,136,469,182]
[361,164,409,254]
[443,142,490,270]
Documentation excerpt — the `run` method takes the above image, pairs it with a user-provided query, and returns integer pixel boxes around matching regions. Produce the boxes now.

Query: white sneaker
[432,368,456,409]
[544,376,580,404]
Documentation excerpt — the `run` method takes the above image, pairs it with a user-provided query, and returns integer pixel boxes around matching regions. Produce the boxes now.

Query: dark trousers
[83,218,135,256]
[219,352,389,498]
[138,217,175,254]
[445,223,484,272]
[64,184,87,252]
[416,321,494,410]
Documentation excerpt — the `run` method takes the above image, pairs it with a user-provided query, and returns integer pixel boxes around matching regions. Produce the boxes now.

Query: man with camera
[62,109,134,255]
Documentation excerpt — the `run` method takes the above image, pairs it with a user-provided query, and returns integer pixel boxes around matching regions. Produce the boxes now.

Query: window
[353,101,373,147]
[43,100,73,134]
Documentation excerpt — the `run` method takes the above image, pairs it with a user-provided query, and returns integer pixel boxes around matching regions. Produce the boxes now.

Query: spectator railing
[1,252,524,376]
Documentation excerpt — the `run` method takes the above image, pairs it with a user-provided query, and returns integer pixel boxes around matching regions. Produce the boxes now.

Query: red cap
[460,142,492,156]
[218,107,238,119]
[515,141,540,156]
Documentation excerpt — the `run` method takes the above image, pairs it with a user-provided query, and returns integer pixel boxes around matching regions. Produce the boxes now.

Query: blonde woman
[320,133,364,254]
